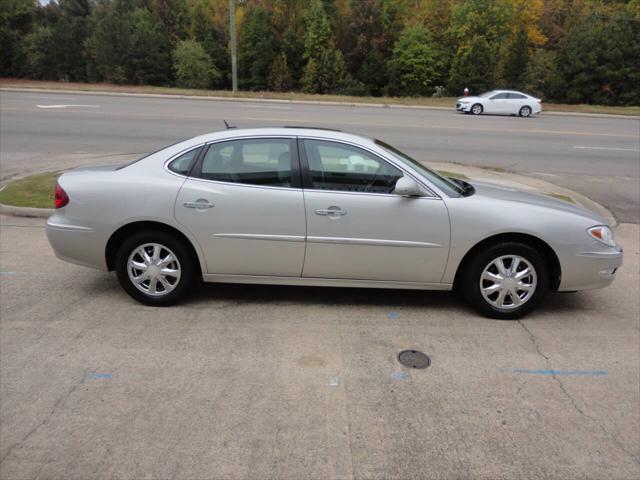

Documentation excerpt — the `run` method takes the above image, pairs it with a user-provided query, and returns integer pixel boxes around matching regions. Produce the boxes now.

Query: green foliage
[268,52,293,91]
[301,0,348,93]
[500,27,529,90]
[340,0,393,95]
[0,0,37,75]
[173,39,219,89]
[553,9,640,105]
[86,4,171,85]
[387,25,445,97]
[524,48,557,98]
[448,35,495,96]
[238,6,278,90]
[1,0,638,105]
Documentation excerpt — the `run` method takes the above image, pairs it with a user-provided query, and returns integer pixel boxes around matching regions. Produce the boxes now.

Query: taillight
[54,183,69,208]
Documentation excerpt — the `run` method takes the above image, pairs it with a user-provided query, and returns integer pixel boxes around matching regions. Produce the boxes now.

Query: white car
[456,90,542,117]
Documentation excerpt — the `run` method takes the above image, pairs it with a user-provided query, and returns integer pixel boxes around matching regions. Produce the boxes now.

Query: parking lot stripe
[502,369,608,376]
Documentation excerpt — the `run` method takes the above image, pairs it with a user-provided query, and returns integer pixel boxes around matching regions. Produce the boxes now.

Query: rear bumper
[558,246,623,291]
[46,214,108,270]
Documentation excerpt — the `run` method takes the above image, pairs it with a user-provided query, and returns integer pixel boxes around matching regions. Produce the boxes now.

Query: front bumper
[558,245,623,291]
[456,102,471,112]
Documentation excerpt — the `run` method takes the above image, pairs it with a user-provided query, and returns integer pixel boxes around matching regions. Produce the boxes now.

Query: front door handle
[183,200,214,209]
[315,207,347,216]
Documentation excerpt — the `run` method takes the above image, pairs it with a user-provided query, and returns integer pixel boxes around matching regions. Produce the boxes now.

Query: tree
[238,6,278,90]
[301,0,348,93]
[386,25,445,96]
[268,52,293,91]
[448,35,494,96]
[523,48,557,98]
[500,26,529,90]
[553,9,640,105]
[17,24,56,79]
[86,4,171,85]
[173,39,219,89]
[0,0,36,75]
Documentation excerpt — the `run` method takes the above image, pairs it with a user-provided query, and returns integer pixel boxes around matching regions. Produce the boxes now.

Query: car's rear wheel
[115,231,196,306]
[471,103,483,115]
[519,105,532,117]
[462,242,549,319]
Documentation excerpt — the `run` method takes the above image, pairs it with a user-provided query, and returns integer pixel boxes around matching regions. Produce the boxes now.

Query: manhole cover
[398,350,431,369]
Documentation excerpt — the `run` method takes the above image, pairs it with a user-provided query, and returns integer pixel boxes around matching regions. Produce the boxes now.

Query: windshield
[374,140,464,197]
[479,90,497,98]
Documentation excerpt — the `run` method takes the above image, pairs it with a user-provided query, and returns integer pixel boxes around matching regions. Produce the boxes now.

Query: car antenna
[223,120,236,129]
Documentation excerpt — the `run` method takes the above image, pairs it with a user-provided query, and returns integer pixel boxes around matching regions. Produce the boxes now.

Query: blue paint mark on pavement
[87,372,112,379]
[390,371,408,380]
[389,310,398,320]
[502,369,607,376]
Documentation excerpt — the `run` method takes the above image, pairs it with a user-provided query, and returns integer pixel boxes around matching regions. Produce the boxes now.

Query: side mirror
[393,176,422,197]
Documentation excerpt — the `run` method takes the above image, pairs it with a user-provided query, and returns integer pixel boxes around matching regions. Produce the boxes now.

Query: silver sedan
[46,128,622,319]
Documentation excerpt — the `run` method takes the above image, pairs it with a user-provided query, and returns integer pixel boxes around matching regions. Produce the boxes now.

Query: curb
[0,203,53,218]
[2,87,637,119]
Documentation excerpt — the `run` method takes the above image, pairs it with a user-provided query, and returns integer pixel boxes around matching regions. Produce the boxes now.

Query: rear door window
[195,138,297,187]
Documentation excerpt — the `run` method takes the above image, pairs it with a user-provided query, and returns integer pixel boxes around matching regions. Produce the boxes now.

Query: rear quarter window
[168,147,202,175]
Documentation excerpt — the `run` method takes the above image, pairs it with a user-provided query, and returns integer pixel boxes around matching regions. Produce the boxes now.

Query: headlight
[458,100,470,104]
[587,225,615,247]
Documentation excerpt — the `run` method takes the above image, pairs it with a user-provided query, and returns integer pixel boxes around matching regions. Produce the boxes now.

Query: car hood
[457,96,483,102]
[469,181,605,223]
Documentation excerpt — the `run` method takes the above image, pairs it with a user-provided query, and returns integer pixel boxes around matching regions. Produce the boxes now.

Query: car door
[299,138,450,284]
[487,92,510,113]
[175,137,306,276]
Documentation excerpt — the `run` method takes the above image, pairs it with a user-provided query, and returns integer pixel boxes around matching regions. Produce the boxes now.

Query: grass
[0,171,59,208]
[2,78,639,116]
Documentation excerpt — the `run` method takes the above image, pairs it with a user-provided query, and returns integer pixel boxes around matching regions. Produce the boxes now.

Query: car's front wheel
[471,103,483,115]
[462,242,549,319]
[115,231,196,306]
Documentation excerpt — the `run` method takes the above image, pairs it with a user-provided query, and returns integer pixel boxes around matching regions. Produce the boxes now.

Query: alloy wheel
[479,255,537,310]
[127,243,182,296]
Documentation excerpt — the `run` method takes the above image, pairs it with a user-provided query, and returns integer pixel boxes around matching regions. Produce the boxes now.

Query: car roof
[182,127,375,148]
[492,90,528,95]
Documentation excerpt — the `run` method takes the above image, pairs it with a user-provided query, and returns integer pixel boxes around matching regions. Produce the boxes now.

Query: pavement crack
[517,320,640,466]
[0,372,86,466]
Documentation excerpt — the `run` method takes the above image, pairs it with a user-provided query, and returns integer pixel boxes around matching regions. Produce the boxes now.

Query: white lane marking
[573,145,639,152]
[36,104,100,109]
[532,172,558,177]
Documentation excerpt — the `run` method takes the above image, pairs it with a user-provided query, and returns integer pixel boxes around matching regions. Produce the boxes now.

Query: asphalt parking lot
[0,214,638,479]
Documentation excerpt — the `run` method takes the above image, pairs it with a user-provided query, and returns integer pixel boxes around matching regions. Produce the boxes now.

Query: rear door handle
[315,208,347,216]
[183,200,214,209]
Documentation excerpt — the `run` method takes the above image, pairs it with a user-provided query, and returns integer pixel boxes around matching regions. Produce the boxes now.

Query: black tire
[461,242,549,319]
[471,103,483,115]
[115,230,197,306]
[519,105,532,117]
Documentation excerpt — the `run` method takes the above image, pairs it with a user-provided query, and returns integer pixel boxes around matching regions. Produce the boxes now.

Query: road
[1,214,638,479]
[1,90,639,222]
